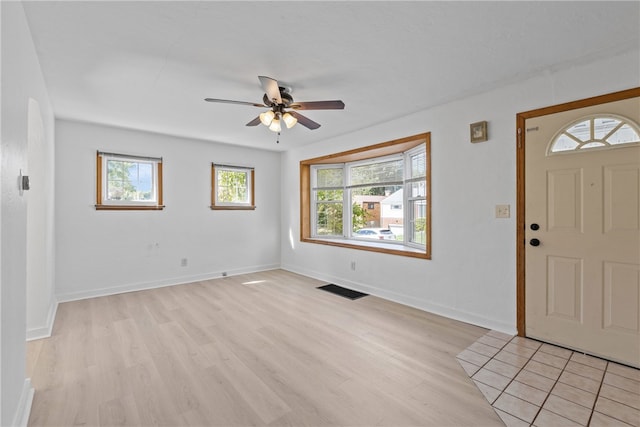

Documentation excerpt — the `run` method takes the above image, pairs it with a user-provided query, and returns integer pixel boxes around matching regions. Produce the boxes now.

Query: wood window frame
[210,164,256,210]
[95,151,164,211]
[300,132,431,259]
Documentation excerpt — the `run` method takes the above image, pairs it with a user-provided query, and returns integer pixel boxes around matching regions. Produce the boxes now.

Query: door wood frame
[515,87,640,337]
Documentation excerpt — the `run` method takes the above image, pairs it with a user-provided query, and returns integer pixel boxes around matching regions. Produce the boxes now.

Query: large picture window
[301,133,430,259]
[96,151,164,210]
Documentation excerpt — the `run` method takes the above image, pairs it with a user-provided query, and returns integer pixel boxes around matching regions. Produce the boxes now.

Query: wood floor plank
[125,361,187,426]
[98,395,141,426]
[112,317,153,368]
[169,307,216,346]
[27,269,502,426]
[203,348,291,425]
[158,321,214,370]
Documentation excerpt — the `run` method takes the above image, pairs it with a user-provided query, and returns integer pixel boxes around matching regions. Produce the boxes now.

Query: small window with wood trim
[211,164,255,210]
[96,151,164,210]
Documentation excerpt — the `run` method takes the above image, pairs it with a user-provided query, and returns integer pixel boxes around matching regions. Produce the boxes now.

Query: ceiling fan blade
[204,98,265,107]
[246,116,261,126]
[290,100,345,110]
[258,76,282,105]
[290,111,321,130]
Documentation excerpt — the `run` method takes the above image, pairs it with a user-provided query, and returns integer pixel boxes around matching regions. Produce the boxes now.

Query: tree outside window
[302,132,430,259]
[107,160,154,201]
[96,151,163,210]
[211,164,255,210]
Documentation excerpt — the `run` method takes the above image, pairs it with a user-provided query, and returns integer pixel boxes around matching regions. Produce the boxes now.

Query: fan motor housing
[263,88,293,107]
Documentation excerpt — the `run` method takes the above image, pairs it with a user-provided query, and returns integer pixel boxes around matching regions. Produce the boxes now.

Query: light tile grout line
[491,339,558,425]
[525,345,571,425]
[458,332,640,427]
[585,359,608,427]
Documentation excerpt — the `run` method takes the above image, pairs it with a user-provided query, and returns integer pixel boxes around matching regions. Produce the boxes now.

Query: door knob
[530,238,541,247]
[530,223,540,231]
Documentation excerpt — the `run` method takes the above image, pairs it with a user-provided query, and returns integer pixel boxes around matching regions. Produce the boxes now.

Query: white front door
[525,96,640,367]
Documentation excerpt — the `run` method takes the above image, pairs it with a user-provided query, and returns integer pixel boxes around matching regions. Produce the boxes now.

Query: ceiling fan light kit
[259,110,275,126]
[269,117,281,133]
[205,76,344,135]
[282,112,297,129]
[259,111,297,132]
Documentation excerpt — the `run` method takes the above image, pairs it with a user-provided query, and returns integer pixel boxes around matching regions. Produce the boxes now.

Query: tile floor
[457,331,640,426]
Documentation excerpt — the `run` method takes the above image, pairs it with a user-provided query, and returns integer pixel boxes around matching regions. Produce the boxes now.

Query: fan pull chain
[276,132,280,144]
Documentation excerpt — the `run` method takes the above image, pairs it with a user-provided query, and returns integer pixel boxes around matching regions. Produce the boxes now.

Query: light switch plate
[495,204,510,218]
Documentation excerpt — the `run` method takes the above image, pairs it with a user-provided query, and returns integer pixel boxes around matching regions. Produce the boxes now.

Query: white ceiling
[22,1,640,151]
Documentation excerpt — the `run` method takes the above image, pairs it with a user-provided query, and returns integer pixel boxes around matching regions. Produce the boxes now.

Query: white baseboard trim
[12,378,34,427]
[27,299,59,341]
[281,263,517,336]
[56,264,281,303]
[55,262,515,333]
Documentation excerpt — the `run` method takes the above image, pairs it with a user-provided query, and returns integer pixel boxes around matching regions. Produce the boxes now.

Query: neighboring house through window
[300,133,431,259]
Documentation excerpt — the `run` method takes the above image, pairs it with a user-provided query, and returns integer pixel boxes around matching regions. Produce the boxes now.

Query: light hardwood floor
[27,269,503,426]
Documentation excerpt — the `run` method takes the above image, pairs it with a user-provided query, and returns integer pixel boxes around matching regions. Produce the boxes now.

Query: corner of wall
[26,299,58,341]
[12,379,34,427]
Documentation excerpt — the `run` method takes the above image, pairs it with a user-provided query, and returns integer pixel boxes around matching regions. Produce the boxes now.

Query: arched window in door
[548,114,640,154]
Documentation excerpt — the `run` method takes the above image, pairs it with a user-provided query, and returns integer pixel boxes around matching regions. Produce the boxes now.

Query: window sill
[301,237,430,259]
[210,205,256,210]
[95,205,165,211]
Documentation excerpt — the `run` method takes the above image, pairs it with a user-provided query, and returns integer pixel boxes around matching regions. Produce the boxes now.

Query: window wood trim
[210,164,256,210]
[300,132,431,259]
[301,133,425,165]
[95,151,164,211]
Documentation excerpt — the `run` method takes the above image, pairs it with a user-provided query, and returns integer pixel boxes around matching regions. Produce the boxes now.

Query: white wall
[281,50,640,334]
[26,97,57,341]
[1,2,55,425]
[55,120,281,301]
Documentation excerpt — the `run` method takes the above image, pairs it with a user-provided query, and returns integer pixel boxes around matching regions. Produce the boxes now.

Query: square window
[211,164,255,210]
[96,152,163,210]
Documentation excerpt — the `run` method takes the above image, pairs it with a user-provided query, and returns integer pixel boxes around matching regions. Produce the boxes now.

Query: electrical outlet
[350,261,356,271]
[495,204,510,218]
[180,258,188,267]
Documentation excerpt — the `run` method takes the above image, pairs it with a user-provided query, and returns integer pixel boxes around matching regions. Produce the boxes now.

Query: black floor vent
[317,284,368,300]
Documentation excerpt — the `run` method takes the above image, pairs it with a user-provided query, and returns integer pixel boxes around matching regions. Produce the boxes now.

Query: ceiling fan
[205,76,345,132]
